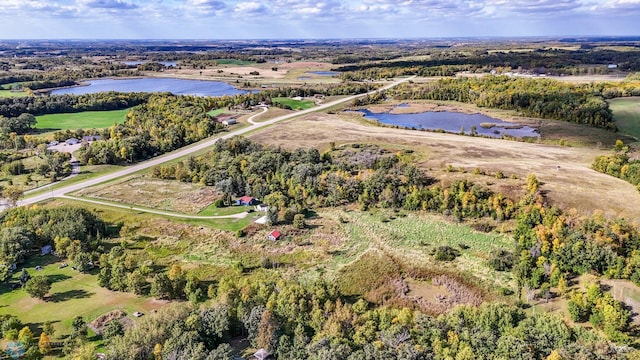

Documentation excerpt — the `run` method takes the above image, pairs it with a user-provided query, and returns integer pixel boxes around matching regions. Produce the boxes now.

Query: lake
[50,78,249,97]
[359,108,539,138]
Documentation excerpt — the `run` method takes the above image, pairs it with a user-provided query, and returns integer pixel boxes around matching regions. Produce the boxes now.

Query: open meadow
[35,109,129,131]
[610,97,640,140]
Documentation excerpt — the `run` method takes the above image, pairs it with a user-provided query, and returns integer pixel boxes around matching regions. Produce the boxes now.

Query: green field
[206,108,226,117]
[272,97,315,110]
[0,89,28,98]
[215,59,255,65]
[610,97,640,139]
[35,109,129,130]
[0,255,158,338]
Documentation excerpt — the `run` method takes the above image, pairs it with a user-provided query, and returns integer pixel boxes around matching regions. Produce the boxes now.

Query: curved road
[17,76,414,208]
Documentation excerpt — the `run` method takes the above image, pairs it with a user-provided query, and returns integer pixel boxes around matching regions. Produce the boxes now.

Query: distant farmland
[36,109,129,130]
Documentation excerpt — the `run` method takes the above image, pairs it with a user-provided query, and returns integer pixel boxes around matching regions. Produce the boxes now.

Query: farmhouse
[236,196,258,206]
[267,230,282,241]
[222,118,237,126]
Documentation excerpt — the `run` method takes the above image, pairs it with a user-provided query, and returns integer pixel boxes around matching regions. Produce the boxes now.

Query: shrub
[433,246,460,261]
[487,250,514,271]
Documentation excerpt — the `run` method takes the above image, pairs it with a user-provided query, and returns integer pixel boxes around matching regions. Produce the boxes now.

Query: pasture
[610,97,640,140]
[271,97,315,110]
[35,109,129,130]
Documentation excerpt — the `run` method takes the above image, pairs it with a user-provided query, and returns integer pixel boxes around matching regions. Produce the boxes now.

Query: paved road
[16,76,413,208]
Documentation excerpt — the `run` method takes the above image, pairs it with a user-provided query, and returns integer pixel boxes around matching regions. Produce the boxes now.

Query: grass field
[610,97,640,140]
[0,255,164,338]
[272,97,315,110]
[35,109,129,130]
[215,59,255,65]
[0,89,28,97]
[323,209,513,287]
[73,176,220,214]
[207,108,227,117]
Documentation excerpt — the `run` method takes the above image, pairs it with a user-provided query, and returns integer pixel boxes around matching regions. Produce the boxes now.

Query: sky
[0,0,639,39]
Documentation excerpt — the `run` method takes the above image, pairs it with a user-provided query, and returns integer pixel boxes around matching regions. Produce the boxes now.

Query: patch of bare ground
[394,276,483,314]
[74,176,220,214]
[248,112,640,220]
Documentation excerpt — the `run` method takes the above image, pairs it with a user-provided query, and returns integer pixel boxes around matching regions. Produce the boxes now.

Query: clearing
[271,97,315,110]
[35,109,129,131]
[610,97,640,141]
[72,176,220,214]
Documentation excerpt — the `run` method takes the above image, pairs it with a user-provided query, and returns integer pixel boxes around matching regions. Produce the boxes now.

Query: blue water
[50,78,249,97]
[359,109,539,138]
[308,71,339,76]
[123,61,177,67]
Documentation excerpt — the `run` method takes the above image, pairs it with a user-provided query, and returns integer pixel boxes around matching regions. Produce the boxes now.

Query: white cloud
[234,1,266,14]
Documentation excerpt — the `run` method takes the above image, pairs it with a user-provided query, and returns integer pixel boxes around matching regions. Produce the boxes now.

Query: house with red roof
[236,196,258,206]
[267,230,282,241]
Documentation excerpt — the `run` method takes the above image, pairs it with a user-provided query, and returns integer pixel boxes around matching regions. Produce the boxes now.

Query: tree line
[384,76,618,130]
[0,91,150,118]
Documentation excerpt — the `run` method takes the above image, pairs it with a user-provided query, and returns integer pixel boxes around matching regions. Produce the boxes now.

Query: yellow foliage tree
[39,332,52,355]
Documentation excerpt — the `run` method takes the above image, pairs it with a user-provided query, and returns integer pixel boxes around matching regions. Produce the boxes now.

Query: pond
[50,78,249,97]
[358,107,539,138]
[122,61,178,67]
[308,71,339,76]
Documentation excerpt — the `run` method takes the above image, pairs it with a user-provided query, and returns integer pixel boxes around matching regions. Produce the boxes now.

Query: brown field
[249,111,640,220]
[157,61,338,84]
[73,176,219,214]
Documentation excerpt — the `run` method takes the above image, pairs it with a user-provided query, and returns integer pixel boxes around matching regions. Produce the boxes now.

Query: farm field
[271,97,315,110]
[610,97,640,140]
[35,109,129,130]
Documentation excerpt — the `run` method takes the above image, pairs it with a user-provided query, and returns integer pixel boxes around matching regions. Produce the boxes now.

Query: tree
[150,273,173,299]
[257,309,279,352]
[153,344,163,360]
[38,332,52,355]
[293,214,305,229]
[24,276,51,299]
[2,185,23,208]
[102,321,124,343]
[18,326,34,345]
[71,316,87,338]
[19,268,31,286]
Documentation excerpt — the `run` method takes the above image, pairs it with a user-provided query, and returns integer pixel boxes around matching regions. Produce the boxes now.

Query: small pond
[358,107,539,138]
[122,61,178,67]
[308,71,339,76]
[50,78,249,97]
